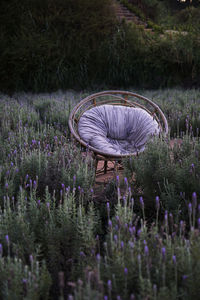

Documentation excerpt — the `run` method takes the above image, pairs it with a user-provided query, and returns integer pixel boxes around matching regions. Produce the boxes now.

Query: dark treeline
[0,0,200,93]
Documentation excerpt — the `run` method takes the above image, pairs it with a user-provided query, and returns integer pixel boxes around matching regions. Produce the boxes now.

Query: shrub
[124,135,200,218]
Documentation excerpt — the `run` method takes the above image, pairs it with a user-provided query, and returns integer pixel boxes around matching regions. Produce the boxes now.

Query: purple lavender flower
[165,211,168,223]
[130,294,135,300]
[129,227,133,235]
[104,296,108,300]
[108,219,112,228]
[46,202,50,209]
[155,196,160,209]
[120,241,124,249]
[182,275,188,281]
[23,277,28,283]
[153,284,157,294]
[33,180,37,189]
[124,267,128,275]
[114,235,118,242]
[106,202,110,211]
[129,241,134,249]
[192,192,197,208]
[124,177,128,186]
[172,255,176,265]
[61,183,65,189]
[144,245,149,256]
[139,196,144,208]
[90,188,94,194]
[131,198,134,206]
[117,296,121,300]
[29,254,33,262]
[115,215,120,223]
[132,226,136,235]
[107,280,112,290]
[123,195,126,206]
[188,202,192,213]
[80,251,85,257]
[96,253,101,262]
[5,235,9,244]
[137,229,141,237]
[161,247,166,260]
[180,220,184,229]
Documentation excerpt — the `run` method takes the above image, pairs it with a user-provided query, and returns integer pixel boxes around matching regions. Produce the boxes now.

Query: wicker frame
[69,90,168,173]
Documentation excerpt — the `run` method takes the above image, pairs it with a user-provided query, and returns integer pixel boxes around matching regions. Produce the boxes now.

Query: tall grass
[1,0,200,93]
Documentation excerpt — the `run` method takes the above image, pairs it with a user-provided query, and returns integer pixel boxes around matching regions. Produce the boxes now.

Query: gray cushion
[78,105,160,155]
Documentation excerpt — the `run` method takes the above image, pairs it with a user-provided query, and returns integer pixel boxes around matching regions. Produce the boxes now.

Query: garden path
[113,0,153,33]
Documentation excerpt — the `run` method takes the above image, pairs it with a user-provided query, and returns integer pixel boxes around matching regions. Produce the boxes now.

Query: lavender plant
[124,135,200,219]
[1,89,200,299]
[70,192,200,300]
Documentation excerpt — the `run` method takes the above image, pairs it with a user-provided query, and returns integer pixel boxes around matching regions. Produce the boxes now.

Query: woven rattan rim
[68,90,168,158]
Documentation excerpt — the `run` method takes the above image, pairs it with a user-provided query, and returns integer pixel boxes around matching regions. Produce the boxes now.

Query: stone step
[114,1,147,28]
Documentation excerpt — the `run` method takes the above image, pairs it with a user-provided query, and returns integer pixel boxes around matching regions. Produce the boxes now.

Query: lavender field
[0,89,200,300]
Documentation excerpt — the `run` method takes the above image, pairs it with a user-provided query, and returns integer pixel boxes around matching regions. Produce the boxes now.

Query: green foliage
[1,89,200,299]
[0,0,116,92]
[0,256,51,299]
[1,0,200,92]
[0,95,94,203]
[124,135,200,217]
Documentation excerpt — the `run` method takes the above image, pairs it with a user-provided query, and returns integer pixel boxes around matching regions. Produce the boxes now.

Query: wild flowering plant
[1,89,200,299]
[70,185,200,300]
[124,134,200,220]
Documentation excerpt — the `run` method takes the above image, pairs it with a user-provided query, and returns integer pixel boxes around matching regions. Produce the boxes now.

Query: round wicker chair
[69,90,168,174]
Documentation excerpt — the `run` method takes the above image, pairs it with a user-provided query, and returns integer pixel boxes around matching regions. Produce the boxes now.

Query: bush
[124,135,200,218]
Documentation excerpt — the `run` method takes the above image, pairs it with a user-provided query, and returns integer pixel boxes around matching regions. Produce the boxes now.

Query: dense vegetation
[1,0,200,298]
[0,89,200,299]
[0,0,200,93]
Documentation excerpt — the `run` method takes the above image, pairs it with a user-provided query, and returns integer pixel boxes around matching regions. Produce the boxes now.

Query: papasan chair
[69,91,168,174]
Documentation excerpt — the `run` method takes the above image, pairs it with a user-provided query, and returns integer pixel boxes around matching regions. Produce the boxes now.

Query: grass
[0,88,200,299]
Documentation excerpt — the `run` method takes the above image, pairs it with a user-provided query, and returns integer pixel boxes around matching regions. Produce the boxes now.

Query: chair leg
[93,154,98,174]
[114,161,118,173]
[104,160,108,174]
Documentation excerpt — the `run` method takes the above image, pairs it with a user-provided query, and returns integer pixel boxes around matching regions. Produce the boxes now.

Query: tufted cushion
[78,105,160,155]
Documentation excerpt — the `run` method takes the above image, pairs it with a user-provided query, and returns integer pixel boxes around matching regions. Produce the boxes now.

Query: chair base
[94,154,123,175]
